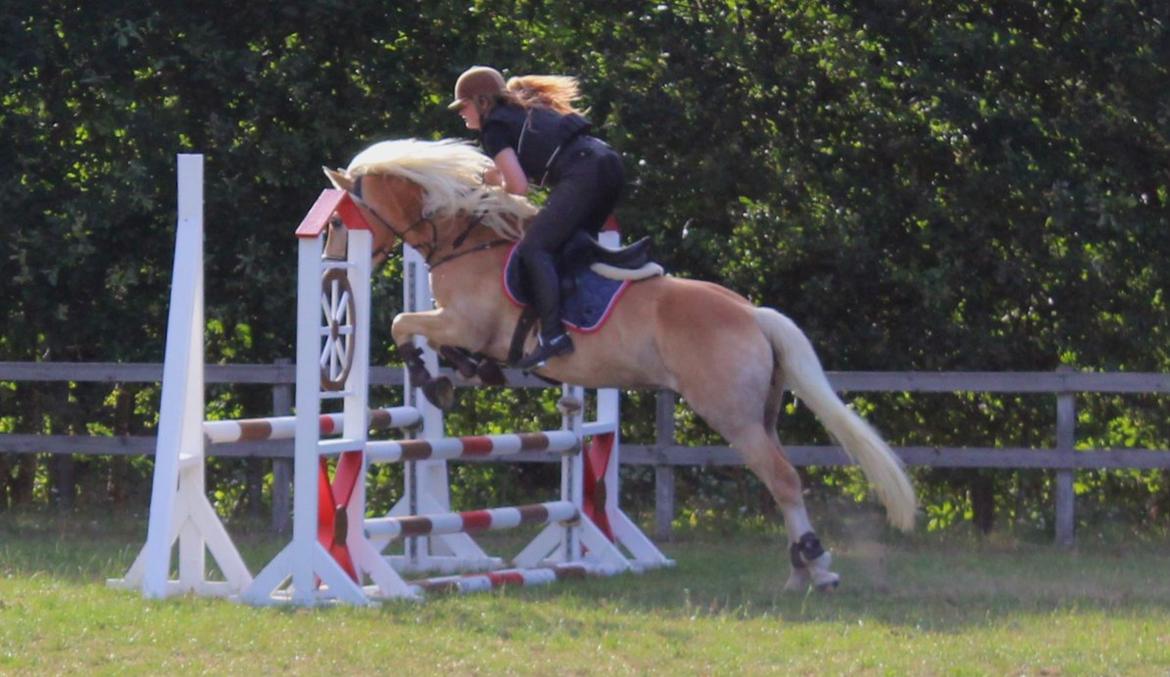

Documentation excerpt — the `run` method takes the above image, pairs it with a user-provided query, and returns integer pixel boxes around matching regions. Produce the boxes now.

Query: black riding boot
[515,250,574,370]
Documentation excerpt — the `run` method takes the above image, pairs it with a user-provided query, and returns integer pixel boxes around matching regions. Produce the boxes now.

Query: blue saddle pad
[502,244,630,333]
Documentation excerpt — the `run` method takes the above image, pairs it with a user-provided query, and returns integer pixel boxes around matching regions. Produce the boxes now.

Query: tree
[2,1,1167,530]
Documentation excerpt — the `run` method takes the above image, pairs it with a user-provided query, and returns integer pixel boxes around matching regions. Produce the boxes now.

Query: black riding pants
[517,137,624,339]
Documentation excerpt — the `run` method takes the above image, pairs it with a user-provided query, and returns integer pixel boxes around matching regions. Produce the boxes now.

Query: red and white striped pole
[366,500,578,540]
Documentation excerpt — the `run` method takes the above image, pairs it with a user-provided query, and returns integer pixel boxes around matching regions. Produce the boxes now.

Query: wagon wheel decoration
[320,268,357,391]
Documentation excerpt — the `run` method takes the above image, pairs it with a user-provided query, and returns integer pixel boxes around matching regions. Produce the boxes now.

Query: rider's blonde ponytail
[504,75,586,115]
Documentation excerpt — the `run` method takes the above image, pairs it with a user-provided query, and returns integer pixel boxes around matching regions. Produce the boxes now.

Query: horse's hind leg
[729,425,840,591]
[684,381,839,590]
[656,287,837,590]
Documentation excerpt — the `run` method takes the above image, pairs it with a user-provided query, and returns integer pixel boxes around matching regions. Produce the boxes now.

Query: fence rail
[6,361,1170,391]
[3,361,1169,545]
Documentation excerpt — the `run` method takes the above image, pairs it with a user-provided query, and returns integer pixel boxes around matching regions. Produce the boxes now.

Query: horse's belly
[547,365,667,390]
[542,333,673,391]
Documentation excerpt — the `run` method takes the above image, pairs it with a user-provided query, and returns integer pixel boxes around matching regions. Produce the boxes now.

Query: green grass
[2,511,1169,675]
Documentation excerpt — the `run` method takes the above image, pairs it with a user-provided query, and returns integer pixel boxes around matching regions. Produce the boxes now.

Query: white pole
[292,234,324,603]
[344,228,372,579]
[143,154,204,598]
[597,388,621,517]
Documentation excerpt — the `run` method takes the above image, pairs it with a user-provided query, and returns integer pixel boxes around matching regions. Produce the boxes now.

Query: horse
[324,138,916,591]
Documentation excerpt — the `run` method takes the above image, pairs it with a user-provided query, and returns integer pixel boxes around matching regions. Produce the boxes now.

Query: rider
[448,65,625,369]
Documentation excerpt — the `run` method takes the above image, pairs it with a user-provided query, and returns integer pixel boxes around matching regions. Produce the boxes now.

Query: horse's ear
[323,166,353,192]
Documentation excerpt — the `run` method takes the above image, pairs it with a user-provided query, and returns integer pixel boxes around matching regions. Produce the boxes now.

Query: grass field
[2,509,1169,675]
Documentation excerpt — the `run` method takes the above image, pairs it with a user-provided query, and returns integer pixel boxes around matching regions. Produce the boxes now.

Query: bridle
[351,175,511,269]
[351,175,438,264]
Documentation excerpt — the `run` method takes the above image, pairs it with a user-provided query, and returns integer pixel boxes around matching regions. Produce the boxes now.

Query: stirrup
[516,333,574,370]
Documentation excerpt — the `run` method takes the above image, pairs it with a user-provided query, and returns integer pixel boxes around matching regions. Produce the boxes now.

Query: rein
[429,238,513,270]
[351,175,513,269]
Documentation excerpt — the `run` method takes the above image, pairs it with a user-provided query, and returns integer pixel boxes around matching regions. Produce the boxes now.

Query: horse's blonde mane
[346,138,535,240]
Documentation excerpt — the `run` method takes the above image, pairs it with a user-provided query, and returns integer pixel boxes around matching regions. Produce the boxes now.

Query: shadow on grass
[5,506,1170,632]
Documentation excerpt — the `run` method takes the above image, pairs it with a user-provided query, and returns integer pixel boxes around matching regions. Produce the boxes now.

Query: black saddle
[505,231,659,367]
[560,231,654,271]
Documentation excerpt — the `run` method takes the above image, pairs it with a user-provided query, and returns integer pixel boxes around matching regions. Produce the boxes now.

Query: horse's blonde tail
[754,307,917,531]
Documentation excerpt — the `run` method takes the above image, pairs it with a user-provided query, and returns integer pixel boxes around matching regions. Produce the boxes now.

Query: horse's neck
[433,212,513,254]
[458,216,506,245]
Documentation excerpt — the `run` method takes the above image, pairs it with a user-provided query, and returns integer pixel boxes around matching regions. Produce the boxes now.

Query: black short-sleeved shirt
[481,103,593,183]
[480,104,527,164]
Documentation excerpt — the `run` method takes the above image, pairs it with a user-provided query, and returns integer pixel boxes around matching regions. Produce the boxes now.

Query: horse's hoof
[812,571,840,592]
[422,377,455,410]
[476,360,506,386]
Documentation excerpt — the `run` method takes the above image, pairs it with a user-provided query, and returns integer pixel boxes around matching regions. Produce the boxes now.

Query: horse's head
[324,139,536,267]
[323,165,425,267]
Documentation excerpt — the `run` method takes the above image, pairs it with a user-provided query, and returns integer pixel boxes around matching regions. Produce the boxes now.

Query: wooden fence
[2,361,1169,545]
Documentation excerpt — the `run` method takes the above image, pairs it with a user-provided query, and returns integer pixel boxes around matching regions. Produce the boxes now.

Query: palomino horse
[325,139,915,591]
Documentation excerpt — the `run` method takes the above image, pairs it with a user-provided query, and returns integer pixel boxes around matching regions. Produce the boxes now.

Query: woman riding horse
[325,137,917,593]
[449,66,625,369]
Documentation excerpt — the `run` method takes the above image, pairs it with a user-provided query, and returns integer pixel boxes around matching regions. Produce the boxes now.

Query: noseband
[350,175,510,269]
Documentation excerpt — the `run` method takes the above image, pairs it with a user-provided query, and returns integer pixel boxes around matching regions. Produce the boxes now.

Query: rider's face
[458,101,481,130]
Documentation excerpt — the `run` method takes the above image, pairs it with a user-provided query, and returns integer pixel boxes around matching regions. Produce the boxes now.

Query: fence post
[271,358,293,533]
[53,454,76,510]
[654,390,676,541]
[53,380,75,509]
[246,459,264,521]
[1054,368,1076,547]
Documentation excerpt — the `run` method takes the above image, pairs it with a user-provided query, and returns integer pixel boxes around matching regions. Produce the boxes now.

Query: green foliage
[3,2,1169,530]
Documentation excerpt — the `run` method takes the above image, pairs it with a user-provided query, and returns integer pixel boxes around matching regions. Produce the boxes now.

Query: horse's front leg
[438,346,507,387]
[391,308,485,409]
